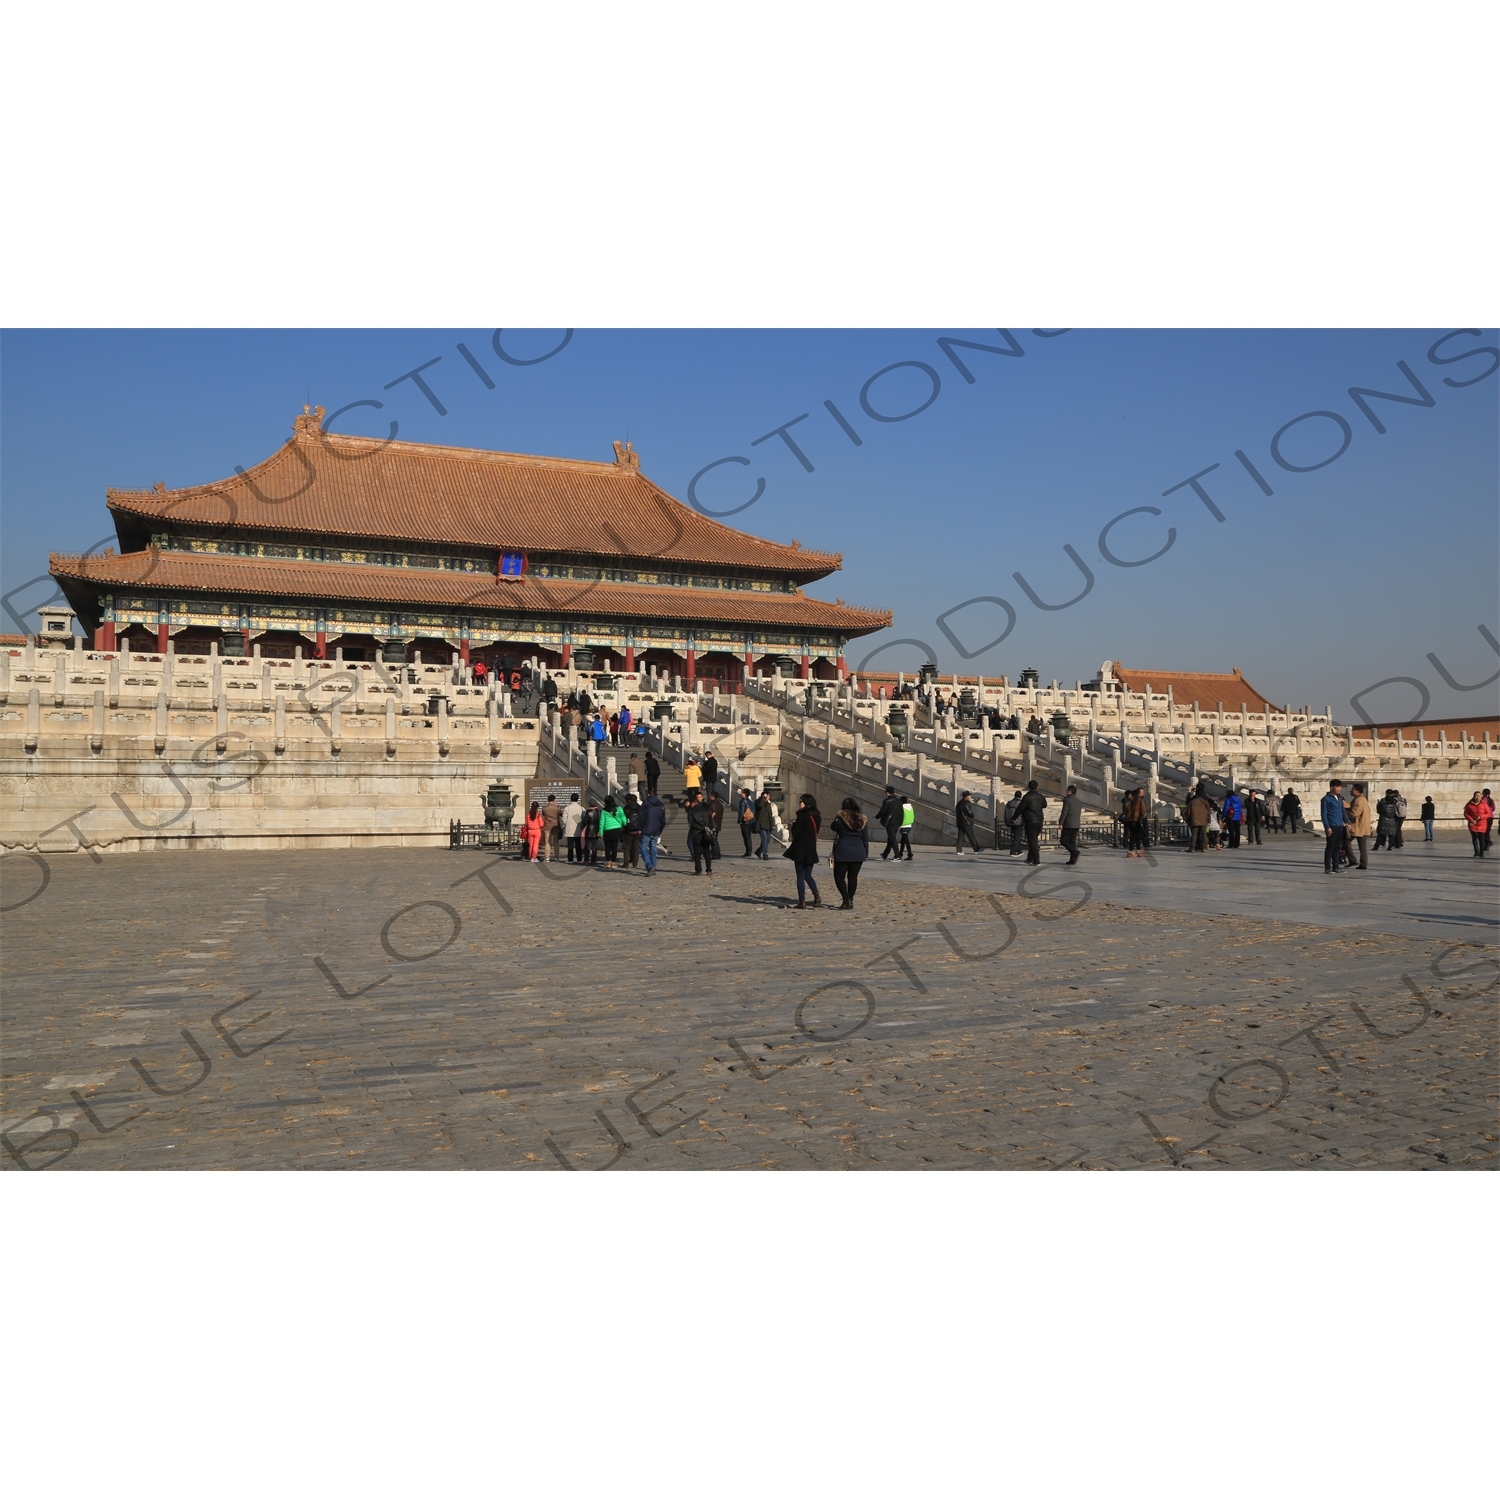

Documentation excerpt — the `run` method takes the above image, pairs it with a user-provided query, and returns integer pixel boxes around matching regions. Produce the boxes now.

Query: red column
[459,639,470,666]
[97,623,116,650]
[561,643,572,668]
[157,622,169,654]
[241,629,251,656]
[315,629,327,660]
[836,653,846,678]
[685,649,696,688]
[625,644,636,672]
[799,652,809,679]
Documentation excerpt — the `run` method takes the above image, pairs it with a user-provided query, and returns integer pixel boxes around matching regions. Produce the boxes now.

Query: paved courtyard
[3,833,1496,1170]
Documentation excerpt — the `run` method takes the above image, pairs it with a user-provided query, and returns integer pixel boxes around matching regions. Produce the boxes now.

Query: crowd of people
[506,662,1494,890]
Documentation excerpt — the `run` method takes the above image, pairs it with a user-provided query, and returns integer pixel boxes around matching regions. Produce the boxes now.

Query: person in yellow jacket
[1347,783,1372,870]
[683,758,703,793]
[898,796,916,861]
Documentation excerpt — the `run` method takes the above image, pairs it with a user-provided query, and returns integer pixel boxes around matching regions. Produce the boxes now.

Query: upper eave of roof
[104,410,842,580]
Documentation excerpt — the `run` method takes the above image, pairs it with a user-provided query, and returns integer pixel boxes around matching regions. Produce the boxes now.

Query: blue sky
[2,328,1495,723]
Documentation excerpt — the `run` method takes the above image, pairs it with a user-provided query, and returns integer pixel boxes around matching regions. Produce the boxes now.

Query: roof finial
[294,404,326,437]
[612,439,640,469]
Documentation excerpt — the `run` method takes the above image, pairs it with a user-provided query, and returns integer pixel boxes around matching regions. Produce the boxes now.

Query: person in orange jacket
[522,800,545,862]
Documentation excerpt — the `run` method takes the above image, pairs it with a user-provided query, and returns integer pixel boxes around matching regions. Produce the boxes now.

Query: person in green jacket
[898,796,916,861]
[599,795,628,869]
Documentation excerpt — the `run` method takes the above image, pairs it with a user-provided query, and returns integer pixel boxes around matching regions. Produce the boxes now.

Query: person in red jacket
[1464,794,1489,857]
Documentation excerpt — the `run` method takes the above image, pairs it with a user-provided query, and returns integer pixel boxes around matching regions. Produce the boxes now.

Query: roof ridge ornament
[293,404,327,438]
[611,439,640,470]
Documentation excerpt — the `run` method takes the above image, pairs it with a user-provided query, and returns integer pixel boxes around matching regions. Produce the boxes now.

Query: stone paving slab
[2,842,1495,1170]
[860,829,1500,941]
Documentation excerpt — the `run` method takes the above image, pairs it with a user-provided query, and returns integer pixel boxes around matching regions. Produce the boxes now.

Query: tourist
[590,714,607,750]
[1483,790,1495,853]
[683,757,702,795]
[1347,783,1371,869]
[1263,792,1281,834]
[599,795,626,868]
[645,749,661,796]
[702,751,720,794]
[1421,796,1437,840]
[1018,779,1048,865]
[756,789,776,857]
[622,793,642,868]
[1280,788,1302,834]
[1004,788,1025,856]
[608,711,621,747]
[707,788,725,860]
[876,784,903,860]
[540,793,562,863]
[1186,784,1212,853]
[1374,790,1395,851]
[1389,787,1407,848]
[1223,789,1243,849]
[1321,779,1347,873]
[618,704,632,740]
[786,794,823,907]
[1244,790,1264,845]
[1122,786,1148,857]
[578,685,592,716]
[640,789,666,875]
[562,792,584,862]
[736,788,757,855]
[1058,784,1082,865]
[472,659,487,685]
[830,797,870,909]
[1206,800,1222,850]
[685,790,715,875]
[581,800,601,864]
[898,795,916,860]
[955,789,982,855]
[522,801,544,862]
[1464,792,1489,856]
[542,675,557,705]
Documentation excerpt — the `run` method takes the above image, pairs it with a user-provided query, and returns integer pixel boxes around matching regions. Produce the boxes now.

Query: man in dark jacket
[542,675,558,704]
[955,790,982,854]
[1058,784,1082,865]
[877,786,903,860]
[1018,780,1048,865]
[684,791,714,875]
[702,752,719,794]
[1003,789,1025,855]
[639,792,667,875]
[1244,790,1264,844]
[1281,789,1301,834]
[644,750,661,796]
[707,789,725,859]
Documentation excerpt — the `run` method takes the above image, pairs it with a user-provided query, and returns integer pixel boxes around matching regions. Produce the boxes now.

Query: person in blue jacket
[1223,790,1244,849]
[1320,779,1347,874]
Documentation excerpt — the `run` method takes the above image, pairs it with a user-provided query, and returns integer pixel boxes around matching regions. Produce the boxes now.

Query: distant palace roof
[106,408,842,581]
[50,549,891,635]
[1112,663,1283,711]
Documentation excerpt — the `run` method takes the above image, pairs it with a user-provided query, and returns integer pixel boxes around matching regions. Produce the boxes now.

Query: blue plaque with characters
[499,551,526,578]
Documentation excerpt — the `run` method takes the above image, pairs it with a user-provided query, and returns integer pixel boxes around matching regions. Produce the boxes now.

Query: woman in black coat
[785,795,822,909]
[829,797,870,909]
